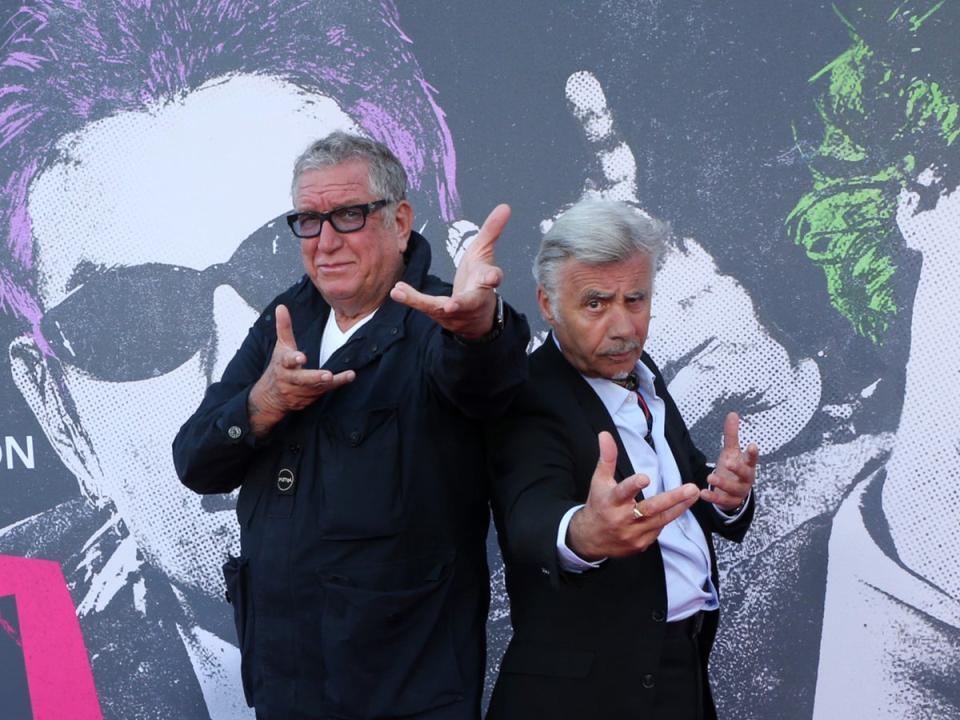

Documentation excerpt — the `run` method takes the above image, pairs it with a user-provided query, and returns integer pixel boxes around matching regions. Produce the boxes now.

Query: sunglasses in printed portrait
[38,214,305,382]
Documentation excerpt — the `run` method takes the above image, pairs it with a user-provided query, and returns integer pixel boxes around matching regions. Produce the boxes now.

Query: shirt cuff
[556,504,607,573]
[714,488,752,524]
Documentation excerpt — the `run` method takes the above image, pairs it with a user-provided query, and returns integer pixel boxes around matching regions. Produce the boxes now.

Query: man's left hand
[391,204,510,338]
[700,412,759,512]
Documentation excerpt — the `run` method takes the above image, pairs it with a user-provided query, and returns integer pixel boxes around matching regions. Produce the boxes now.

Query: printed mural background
[0,1,957,718]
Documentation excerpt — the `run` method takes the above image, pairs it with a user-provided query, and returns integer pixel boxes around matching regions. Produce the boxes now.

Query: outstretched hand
[247,304,355,436]
[392,204,510,338]
[700,412,759,512]
[567,432,699,561]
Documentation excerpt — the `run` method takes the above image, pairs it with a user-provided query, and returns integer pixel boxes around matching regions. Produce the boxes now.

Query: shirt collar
[550,331,656,418]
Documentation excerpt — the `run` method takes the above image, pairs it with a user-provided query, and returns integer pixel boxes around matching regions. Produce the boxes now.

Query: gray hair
[291,131,408,228]
[534,199,670,298]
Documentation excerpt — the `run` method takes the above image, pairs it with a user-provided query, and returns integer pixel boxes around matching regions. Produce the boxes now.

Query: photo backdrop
[1,1,957,718]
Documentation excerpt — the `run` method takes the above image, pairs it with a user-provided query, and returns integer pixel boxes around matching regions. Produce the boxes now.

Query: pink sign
[0,555,102,720]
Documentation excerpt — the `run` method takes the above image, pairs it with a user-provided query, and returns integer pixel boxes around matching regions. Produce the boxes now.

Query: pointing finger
[612,472,650,505]
[280,349,307,369]
[652,490,700,527]
[638,483,699,518]
[391,282,449,315]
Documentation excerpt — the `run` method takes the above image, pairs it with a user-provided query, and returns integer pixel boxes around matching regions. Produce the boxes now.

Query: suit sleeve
[172,312,274,494]
[487,392,585,588]
[425,301,530,419]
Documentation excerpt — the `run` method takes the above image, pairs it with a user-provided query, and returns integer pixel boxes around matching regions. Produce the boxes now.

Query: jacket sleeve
[172,315,274,494]
[487,392,584,588]
[424,301,530,419]
[670,392,755,543]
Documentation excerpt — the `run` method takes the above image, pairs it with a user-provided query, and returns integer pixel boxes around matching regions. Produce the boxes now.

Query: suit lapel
[539,335,635,482]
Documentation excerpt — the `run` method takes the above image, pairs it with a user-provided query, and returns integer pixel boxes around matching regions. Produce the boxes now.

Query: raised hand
[392,204,510,339]
[247,304,355,436]
[567,432,700,561]
[700,412,759,512]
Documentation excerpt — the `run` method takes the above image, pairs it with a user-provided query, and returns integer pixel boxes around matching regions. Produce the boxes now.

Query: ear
[393,200,414,253]
[8,336,105,503]
[536,285,556,325]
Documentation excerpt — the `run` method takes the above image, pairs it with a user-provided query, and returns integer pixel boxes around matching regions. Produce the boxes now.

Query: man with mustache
[487,199,756,720]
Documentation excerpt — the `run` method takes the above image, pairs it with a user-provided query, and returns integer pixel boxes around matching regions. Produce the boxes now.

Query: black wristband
[454,291,504,345]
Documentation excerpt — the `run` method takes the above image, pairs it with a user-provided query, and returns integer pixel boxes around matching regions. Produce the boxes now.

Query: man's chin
[601,354,639,379]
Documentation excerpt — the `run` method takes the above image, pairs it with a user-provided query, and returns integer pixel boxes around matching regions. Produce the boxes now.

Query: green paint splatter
[787,0,959,344]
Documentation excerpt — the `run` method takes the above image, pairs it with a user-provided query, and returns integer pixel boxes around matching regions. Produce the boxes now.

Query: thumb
[722,411,741,452]
[275,304,298,350]
[589,431,618,493]
[471,204,512,259]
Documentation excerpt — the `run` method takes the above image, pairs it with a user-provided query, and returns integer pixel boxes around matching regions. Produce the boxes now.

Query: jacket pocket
[316,406,402,538]
[223,556,255,706]
[317,557,463,717]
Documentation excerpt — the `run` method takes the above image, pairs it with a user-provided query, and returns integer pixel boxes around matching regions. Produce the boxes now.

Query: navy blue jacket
[174,233,529,719]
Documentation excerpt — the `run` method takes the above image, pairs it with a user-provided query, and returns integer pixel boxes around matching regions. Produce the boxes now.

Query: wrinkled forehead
[27,73,361,309]
[558,252,654,295]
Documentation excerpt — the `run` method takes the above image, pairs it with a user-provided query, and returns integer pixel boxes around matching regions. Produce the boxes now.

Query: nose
[315,219,344,253]
[210,285,260,383]
[607,303,635,339]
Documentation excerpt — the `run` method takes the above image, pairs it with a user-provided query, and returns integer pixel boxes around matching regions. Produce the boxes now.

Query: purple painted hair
[0,0,460,343]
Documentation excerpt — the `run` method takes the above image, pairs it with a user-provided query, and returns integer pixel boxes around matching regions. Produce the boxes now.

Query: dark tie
[613,372,655,451]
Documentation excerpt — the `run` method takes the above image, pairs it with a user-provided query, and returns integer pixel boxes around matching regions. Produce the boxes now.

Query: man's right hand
[567,432,699,561]
[247,304,355,436]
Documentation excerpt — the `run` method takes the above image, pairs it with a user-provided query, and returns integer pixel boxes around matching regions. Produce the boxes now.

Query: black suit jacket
[487,336,753,719]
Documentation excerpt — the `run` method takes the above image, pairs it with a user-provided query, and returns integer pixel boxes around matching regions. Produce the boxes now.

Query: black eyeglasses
[286,199,392,238]
[39,213,304,382]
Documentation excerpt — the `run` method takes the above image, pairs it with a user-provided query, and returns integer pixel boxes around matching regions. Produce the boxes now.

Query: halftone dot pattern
[563,68,822,459]
[564,70,639,204]
[58,350,241,602]
[883,184,960,601]
[647,238,822,457]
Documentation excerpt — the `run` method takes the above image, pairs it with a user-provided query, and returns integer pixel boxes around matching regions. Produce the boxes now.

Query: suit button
[652,609,665,622]
[642,674,655,689]
[227,425,242,440]
[348,431,362,446]
[371,344,379,352]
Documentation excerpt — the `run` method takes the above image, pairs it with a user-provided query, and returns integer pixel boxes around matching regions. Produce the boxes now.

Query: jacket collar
[291,230,433,373]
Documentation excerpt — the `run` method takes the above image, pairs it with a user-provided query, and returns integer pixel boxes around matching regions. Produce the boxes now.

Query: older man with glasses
[173,131,529,720]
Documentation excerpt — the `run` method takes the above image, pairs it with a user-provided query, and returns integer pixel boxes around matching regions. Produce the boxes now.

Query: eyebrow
[297,200,369,215]
[580,289,613,303]
[579,288,648,303]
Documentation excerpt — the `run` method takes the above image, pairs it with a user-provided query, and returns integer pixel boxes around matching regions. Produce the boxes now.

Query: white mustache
[599,341,641,356]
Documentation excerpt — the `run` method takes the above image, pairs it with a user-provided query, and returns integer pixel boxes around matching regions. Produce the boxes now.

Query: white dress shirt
[556,357,747,621]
